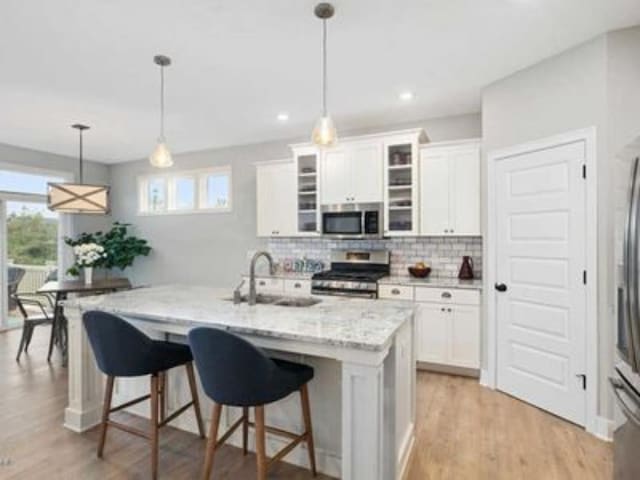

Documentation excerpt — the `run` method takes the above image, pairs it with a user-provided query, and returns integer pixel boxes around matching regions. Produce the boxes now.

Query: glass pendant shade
[149,139,173,168]
[311,115,337,147]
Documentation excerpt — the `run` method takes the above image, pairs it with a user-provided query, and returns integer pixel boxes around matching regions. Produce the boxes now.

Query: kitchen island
[63,285,416,480]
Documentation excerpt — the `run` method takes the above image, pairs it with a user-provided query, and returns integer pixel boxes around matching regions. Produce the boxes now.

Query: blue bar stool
[83,311,206,480]
[188,327,317,480]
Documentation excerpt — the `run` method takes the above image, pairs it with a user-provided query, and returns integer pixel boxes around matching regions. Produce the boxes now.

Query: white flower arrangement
[73,243,108,267]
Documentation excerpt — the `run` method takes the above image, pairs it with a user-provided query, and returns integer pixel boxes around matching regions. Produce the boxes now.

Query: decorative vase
[84,266,93,285]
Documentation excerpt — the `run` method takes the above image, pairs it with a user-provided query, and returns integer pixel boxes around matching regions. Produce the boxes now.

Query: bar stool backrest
[188,327,278,406]
[83,311,157,377]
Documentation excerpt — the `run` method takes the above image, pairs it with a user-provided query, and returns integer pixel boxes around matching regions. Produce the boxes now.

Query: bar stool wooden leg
[150,374,159,480]
[255,406,267,480]
[159,371,166,423]
[202,403,222,480]
[300,383,317,476]
[185,362,206,438]
[97,376,114,458]
[242,407,249,455]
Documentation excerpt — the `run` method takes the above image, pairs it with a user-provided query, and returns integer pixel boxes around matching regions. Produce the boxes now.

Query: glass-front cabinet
[293,146,320,236]
[383,131,424,236]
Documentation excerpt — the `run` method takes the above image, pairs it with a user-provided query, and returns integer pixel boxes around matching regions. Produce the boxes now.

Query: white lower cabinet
[381,284,481,370]
[415,301,480,369]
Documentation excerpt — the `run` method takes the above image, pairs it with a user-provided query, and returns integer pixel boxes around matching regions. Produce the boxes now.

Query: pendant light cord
[78,128,84,184]
[321,18,328,117]
[160,64,165,141]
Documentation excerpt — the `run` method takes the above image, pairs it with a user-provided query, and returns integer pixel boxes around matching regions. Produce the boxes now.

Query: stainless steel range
[311,250,390,298]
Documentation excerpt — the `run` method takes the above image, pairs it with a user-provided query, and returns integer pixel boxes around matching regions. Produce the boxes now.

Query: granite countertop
[63,284,414,352]
[379,276,483,290]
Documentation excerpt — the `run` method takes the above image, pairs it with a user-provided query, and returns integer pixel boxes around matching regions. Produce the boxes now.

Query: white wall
[109,113,481,289]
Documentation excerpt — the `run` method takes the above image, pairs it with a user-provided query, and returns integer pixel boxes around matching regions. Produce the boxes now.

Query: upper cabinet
[419,140,481,236]
[319,141,383,205]
[293,146,321,236]
[383,131,425,236]
[256,160,296,237]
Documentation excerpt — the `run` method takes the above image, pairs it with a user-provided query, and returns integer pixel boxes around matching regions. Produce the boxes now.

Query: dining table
[37,277,132,365]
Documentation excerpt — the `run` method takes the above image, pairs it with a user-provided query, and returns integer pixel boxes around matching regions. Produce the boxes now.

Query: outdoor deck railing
[10,264,56,294]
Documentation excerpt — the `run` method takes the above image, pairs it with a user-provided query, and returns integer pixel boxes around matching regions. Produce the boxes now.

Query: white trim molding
[485,127,599,436]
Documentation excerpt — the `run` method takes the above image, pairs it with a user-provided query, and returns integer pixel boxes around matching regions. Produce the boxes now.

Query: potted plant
[65,222,152,279]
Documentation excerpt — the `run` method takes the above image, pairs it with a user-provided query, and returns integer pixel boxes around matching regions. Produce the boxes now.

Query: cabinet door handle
[444,229,449,233]
[391,288,401,295]
[447,308,452,312]
[441,307,445,312]
[294,282,301,288]
[259,280,266,286]
[441,291,452,299]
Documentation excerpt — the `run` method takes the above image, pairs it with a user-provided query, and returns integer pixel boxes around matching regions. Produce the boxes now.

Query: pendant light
[47,124,110,214]
[311,3,338,147]
[149,54,173,168]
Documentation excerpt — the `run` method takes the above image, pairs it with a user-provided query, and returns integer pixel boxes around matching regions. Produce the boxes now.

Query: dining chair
[12,292,56,362]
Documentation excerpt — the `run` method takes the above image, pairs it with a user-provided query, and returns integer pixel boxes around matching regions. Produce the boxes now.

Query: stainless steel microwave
[321,203,383,238]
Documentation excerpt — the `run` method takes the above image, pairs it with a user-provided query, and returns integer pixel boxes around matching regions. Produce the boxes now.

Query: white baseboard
[479,369,492,388]
[592,416,614,442]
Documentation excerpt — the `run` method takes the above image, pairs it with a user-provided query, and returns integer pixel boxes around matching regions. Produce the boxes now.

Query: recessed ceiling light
[399,91,414,101]
[277,112,289,121]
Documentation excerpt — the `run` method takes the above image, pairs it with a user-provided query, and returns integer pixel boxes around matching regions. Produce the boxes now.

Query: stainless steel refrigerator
[613,137,640,479]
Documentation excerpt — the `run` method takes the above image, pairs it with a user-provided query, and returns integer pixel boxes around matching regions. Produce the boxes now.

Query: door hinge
[582,164,586,179]
[583,270,587,285]
[576,374,587,390]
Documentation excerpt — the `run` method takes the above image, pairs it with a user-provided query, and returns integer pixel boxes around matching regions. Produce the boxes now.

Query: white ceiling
[1,0,639,163]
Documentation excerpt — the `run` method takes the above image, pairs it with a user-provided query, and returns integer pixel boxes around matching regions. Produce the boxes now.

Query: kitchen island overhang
[63,285,416,480]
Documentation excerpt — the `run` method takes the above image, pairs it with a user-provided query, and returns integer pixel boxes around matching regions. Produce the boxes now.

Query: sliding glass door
[2,200,59,328]
[0,166,68,330]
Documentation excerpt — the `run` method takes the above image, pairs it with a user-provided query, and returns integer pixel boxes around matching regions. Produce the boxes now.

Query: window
[138,166,232,215]
[0,169,65,195]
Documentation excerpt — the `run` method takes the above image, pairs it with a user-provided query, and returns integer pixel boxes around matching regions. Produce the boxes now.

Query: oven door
[322,211,364,237]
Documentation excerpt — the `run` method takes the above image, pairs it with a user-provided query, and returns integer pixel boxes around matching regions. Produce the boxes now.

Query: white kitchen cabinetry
[319,141,383,205]
[383,131,426,236]
[256,160,296,237]
[293,146,321,236]
[379,284,481,370]
[419,140,481,236]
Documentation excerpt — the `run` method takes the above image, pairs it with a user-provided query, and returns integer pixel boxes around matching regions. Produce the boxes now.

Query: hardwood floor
[0,327,612,479]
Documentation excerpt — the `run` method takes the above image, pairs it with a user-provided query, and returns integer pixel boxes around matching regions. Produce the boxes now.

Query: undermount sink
[229,294,322,307]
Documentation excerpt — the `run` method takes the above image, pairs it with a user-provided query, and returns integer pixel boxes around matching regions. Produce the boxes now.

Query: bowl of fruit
[408,262,432,278]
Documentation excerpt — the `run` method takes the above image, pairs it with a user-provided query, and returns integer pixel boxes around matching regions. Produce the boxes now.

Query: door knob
[495,283,507,292]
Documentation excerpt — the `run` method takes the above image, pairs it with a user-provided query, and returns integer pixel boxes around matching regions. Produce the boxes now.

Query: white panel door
[495,140,586,426]
[451,148,481,235]
[415,304,448,363]
[320,149,351,204]
[420,152,450,235]
[256,162,295,237]
[350,143,383,203]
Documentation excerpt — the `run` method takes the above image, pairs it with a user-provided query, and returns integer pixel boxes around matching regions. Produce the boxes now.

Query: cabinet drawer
[378,284,414,301]
[284,279,311,294]
[243,277,284,293]
[414,287,480,306]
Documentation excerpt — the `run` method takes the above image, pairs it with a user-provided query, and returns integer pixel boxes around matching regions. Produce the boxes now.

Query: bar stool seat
[188,327,317,480]
[83,311,205,480]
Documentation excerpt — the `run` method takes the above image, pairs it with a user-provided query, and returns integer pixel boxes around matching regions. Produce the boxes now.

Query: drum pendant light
[311,3,338,147]
[149,54,173,168]
[47,124,110,214]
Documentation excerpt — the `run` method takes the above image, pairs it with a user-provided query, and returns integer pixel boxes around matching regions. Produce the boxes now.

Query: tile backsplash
[266,237,483,279]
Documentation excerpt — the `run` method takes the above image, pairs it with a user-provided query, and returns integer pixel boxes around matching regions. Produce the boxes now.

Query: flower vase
[84,267,93,285]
